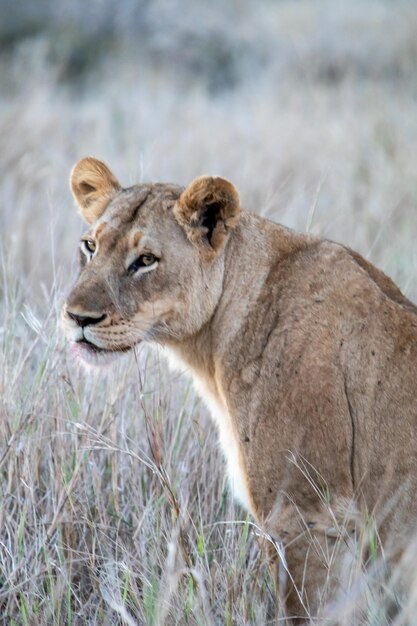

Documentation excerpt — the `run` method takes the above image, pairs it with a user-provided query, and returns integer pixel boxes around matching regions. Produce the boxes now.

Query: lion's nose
[67,311,107,328]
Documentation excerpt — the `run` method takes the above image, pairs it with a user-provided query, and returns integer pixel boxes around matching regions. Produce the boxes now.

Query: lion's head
[63,157,240,363]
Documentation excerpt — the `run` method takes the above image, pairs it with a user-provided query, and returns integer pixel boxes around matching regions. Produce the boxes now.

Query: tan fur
[70,157,121,223]
[63,158,417,619]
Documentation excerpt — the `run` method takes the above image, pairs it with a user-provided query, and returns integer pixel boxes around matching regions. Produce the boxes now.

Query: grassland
[1,1,417,623]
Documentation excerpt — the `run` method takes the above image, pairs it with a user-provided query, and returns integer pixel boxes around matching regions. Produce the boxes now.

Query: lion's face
[63,158,240,364]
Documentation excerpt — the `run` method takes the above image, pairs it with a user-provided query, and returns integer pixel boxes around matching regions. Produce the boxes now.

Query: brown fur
[174,175,240,258]
[63,158,417,620]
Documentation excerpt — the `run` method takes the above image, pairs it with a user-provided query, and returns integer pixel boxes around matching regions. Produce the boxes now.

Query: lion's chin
[70,340,133,367]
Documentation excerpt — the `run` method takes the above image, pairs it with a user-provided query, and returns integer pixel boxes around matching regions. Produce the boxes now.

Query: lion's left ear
[70,157,121,224]
[174,176,240,256]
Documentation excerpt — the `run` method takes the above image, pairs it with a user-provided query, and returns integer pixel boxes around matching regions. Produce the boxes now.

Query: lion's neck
[163,212,313,512]
[165,212,312,400]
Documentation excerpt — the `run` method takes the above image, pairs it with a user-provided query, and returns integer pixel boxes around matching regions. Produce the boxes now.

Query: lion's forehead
[92,182,183,245]
[90,183,182,255]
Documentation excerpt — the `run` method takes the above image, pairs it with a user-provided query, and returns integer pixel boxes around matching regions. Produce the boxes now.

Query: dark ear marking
[201,202,222,244]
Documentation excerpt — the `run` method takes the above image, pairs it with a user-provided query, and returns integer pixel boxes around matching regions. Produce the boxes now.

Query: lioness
[63,157,417,620]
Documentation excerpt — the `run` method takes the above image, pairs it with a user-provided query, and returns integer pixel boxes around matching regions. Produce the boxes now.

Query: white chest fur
[164,348,252,512]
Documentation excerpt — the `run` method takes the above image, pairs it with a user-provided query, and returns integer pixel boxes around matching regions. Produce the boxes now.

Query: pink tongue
[70,342,94,358]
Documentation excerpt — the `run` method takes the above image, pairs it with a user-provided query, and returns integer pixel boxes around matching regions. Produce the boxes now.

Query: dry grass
[1,1,417,623]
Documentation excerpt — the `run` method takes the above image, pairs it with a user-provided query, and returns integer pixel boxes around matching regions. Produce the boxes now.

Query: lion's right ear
[70,157,121,224]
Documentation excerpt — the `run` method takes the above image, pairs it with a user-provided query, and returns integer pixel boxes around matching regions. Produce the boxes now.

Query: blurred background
[2,2,417,623]
[1,0,417,304]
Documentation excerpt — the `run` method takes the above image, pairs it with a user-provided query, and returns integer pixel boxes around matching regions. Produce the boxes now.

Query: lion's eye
[128,253,158,274]
[82,239,96,254]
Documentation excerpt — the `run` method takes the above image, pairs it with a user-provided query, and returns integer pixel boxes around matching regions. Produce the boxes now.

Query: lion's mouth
[71,338,132,365]
[78,338,105,352]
